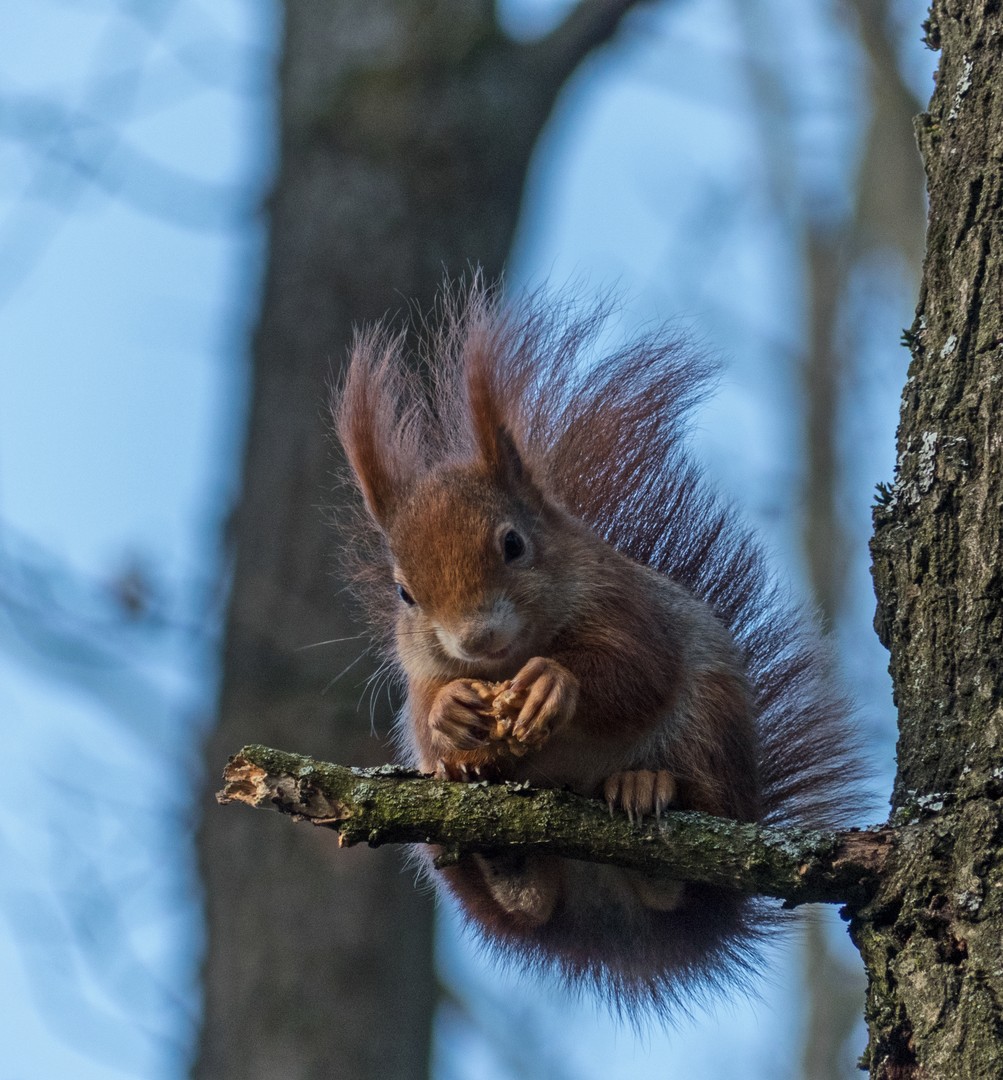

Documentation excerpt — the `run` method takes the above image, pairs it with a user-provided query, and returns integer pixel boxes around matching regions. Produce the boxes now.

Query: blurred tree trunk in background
[194,3,643,1078]
[734,1,927,1072]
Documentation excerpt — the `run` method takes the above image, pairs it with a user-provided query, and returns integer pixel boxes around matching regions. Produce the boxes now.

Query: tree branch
[218,743,892,907]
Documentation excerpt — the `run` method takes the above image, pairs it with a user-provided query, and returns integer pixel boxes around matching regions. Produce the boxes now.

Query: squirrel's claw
[604,769,678,824]
[435,757,500,783]
[435,758,460,782]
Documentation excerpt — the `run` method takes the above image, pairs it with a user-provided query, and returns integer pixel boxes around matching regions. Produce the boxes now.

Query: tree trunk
[194,3,642,1077]
[864,3,1003,1075]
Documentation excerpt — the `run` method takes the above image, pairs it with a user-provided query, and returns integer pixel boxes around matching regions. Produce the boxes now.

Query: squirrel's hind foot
[473,852,560,926]
[603,769,677,823]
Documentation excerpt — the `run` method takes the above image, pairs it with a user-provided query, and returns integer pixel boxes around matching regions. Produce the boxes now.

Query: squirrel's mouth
[449,644,512,667]
[437,616,521,666]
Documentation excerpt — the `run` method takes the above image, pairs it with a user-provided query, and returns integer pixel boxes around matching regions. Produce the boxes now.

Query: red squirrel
[334,282,863,1013]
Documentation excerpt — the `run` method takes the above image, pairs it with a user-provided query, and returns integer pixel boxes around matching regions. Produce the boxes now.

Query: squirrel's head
[334,286,596,676]
[379,434,584,681]
[387,460,542,675]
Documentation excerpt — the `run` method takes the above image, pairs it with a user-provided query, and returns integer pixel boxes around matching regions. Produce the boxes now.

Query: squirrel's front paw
[604,769,677,823]
[506,656,579,749]
[429,680,494,752]
[434,757,501,783]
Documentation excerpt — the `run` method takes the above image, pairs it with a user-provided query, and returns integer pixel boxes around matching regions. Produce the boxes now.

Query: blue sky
[0,1,932,1077]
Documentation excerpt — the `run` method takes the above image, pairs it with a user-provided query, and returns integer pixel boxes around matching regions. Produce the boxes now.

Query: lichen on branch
[218,743,891,907]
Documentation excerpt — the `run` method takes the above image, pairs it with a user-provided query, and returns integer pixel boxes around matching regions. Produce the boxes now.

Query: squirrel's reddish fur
[334,282,864,1015]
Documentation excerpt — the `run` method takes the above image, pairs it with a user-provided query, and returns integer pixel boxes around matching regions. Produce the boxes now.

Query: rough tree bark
[863,2,1003,1076]
[211,3,1003,1078]
[194,3,645,1079]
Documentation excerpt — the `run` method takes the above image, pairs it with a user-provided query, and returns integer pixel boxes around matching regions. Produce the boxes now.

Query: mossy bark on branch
[219,744,893,907]
[864,3,1003,1076]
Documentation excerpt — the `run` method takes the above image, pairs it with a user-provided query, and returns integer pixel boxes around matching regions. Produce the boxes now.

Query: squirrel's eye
[502,529,526,563]
[396,583,416,606]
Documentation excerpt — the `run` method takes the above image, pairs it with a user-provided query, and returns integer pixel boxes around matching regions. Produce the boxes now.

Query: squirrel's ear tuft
[464,321,533,492]
[478,420,548,508]
[334,327,418,527]
[487,425,530,489]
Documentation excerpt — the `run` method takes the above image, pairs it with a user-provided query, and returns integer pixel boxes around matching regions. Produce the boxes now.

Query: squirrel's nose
[456,623,503,657]
[439,600,521,662]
